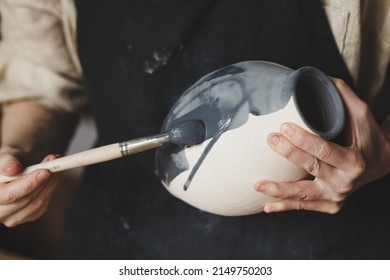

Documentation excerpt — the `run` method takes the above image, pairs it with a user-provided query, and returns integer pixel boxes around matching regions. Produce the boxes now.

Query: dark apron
[60,0,390,259]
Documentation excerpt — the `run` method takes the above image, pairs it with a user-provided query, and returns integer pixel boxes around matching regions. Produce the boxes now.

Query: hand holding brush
[0,120,205,183]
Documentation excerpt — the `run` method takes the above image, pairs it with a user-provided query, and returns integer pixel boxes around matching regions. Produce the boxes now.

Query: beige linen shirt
[0,0,85,112]
[0,0,389,125]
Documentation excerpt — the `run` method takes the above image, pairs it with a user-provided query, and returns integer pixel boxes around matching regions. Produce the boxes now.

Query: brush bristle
[168,120,206,147]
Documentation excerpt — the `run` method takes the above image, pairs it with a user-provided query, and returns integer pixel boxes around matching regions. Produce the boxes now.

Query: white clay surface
[163,98,313,216]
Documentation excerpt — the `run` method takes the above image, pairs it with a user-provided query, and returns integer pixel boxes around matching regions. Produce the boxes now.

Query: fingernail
[264,204,273,213]
[281,123,294,137]
[254,182,265,192]
[43,154,59,162]
[48,155,59,161]
[268,134,280,146]
[256,182,280,198]
[268,134,293,155]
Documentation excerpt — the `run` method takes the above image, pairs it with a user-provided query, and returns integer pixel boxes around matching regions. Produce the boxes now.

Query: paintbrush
[0,120,205,183]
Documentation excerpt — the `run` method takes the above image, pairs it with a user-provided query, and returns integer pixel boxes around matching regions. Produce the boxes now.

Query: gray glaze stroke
[155,61,344,189]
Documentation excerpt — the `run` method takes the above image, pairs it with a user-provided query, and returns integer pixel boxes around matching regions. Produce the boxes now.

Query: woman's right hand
[0,150,61,227]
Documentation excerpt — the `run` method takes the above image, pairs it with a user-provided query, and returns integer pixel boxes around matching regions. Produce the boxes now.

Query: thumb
[0,153,23,176]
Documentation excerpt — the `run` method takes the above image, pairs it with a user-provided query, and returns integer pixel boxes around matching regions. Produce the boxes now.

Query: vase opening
[293,68,345,139]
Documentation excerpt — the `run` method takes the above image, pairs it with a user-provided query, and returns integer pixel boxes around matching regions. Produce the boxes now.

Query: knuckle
[294,190,310,201]
[295,202,305,211]
[338,178,353,194]
[295,193,307,201]
[335,154,365,194]
[335,170,354,194]
[281,145,295,159]
[20,175,42,196]
[315,142,332,161]
[0,193,18,204]
[353,154,366,175]
[304,157,321,176]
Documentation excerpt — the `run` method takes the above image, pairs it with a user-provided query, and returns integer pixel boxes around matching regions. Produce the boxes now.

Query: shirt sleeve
[322,0,390,126]
[0,0,87,113]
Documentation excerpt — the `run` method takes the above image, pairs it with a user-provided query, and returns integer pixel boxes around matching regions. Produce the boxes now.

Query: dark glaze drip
[183,114,232,190]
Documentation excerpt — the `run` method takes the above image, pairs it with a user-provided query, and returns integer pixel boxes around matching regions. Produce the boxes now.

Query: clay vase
[155,61,345,216]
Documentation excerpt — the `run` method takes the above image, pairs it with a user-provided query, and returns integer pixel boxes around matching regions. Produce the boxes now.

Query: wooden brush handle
[0,134,169,183]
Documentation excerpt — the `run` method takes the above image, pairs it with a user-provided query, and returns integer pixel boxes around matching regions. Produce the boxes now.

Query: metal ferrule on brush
[119,133,170,156]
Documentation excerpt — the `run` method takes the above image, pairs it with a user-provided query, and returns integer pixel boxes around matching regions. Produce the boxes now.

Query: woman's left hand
[254,78,390,214]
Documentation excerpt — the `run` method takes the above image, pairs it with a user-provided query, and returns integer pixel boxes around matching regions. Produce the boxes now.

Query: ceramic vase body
[155,61,345,216]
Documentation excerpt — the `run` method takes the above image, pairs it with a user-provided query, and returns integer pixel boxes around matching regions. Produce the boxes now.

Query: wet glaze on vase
[155,61,345,216]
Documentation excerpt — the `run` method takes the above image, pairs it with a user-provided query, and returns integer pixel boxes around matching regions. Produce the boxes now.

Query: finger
[0,181,47,220]
[0,169,51,204]
[42,154,61,163]
[263,199,343,214]
[0,154,22,176]
[329,77,367,110]
[0,168,58,220]
[266,132,337,180]
[1,195,48,227]
[1,171,60,227]
[279,123,356,171]
[254,179,343,202]
[0,155,61,226]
